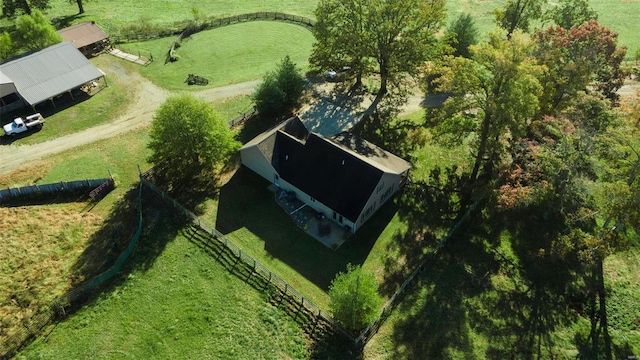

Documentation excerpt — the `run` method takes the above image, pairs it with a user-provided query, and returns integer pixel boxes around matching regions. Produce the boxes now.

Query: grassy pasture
[128,21,314,90]
[363,231,640,359]
[16,219,308,360]
[34,0,318,34]
[0,204,104,345]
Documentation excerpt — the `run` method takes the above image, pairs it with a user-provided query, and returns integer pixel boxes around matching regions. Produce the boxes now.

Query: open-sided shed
[0,42,105,110]
[58,21,110,56]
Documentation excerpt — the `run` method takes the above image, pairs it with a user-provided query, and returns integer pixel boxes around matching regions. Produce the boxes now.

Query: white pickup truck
[3,113,45,136]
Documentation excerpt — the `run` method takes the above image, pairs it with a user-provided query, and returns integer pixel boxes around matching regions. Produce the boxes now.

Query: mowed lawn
[16,221,308,360]
[127,21,314,90]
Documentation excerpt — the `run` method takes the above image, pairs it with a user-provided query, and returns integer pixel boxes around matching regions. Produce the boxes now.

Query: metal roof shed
[0,42,104,107]
[58,22,110,55]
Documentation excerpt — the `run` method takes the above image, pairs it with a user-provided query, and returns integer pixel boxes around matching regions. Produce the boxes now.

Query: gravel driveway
[0,59,259,175]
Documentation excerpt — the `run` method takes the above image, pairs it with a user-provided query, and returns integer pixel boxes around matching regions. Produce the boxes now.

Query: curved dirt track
[0,60,259,175]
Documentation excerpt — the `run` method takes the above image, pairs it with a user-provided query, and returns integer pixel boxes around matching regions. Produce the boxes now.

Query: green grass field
[0,0,318,33]
[127,21,314,90]
[16,219,308,359]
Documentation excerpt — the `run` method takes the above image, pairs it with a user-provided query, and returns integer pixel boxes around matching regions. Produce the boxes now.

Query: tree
[328,264,381,331]
[147,94,240,191]
[0,32,14,62]
[544,0,597,29]
[1,0,49,18]
[494,0,546,38]
[310,0,369,86]
[430,32,543,189]
[14,9,62,52]
[312,0,446,113]
[445,13,479,58]
[533,20,628,113]
[69,0,90,14]
[253,55,305,116]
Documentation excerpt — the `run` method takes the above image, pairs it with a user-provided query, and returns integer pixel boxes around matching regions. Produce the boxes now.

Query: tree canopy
[494,0,546,38]
[14,9,62,52]
[147,94,240,192]
[328,264,382,331]
[253,55,305,116]
[2,0,49,18]
[430,32,543,188]
[544,0,598,29]
[311,0,446,112]
[533,20,628,112]
[445,13,479,59]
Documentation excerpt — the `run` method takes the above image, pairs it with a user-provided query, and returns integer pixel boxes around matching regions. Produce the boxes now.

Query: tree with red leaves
[533,20,627,115]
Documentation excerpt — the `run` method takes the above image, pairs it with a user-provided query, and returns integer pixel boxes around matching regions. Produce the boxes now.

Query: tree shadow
[390,214,501,359]
[378,166,467,297]
[470,206,588,357]
[234,114,286,145]
[215,166,389,291]
[350,111,421,160]
[69,185,183,288]
[51,13,88,29]
[301,84,370,137]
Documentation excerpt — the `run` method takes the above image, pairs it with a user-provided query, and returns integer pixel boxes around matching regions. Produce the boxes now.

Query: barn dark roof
[272,131,384,222]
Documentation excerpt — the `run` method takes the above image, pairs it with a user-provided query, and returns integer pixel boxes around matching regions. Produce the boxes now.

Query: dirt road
[1,57,637,176]
[0,62,259,175]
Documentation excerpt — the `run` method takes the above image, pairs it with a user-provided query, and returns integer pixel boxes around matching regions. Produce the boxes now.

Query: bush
[253,55,305,116]
[328,264,382,331]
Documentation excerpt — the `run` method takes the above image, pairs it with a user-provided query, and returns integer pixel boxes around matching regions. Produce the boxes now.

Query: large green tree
[533,20,628,113]
[430,32,543,188]
[312,0,446,113]
[147,94,240,191]
[494,0,546,38]
[328,264,382,331]
[14,9,62,52]
[1,0,49,17]
[544,0,597,29]
[445,13,479,59]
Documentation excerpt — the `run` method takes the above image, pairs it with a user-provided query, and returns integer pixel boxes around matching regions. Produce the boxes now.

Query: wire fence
[0,177,114,205]
[139,174,354,341]
[353,198,484,345]
[0,182,143,359]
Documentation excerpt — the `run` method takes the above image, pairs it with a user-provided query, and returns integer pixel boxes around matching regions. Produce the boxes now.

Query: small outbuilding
[58,21,110,56]
[0,42,105,112]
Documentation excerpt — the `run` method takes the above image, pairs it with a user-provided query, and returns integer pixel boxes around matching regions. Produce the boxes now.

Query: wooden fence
[139,174,354,341]
[0,182,143,359]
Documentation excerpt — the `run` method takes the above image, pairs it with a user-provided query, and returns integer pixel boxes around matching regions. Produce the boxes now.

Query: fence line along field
[16,213,310,359]
[0,204,104,346]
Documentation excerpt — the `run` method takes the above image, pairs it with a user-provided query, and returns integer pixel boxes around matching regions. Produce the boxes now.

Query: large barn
[0,42,105,113]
